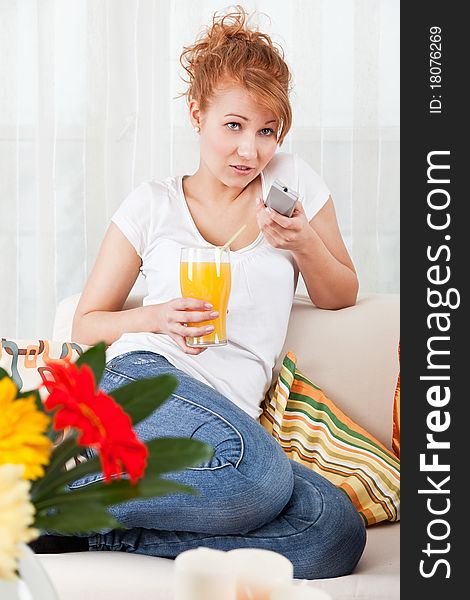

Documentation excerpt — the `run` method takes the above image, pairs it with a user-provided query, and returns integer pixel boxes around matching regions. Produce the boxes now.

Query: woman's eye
[225,123,275,136]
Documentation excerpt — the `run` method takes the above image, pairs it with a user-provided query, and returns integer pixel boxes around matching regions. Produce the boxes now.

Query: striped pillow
[260,351,400,526]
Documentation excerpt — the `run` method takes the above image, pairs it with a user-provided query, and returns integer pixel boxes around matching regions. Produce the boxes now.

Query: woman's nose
[237,136,257,161]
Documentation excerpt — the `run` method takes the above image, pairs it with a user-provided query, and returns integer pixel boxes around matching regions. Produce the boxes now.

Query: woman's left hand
[255,197,313,253]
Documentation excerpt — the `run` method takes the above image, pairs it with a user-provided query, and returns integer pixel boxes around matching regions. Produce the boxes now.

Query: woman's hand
[149,298,219,355]
[255,197,313,253]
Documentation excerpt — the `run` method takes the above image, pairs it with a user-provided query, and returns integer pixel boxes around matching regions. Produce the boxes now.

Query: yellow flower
[0,464,39,580]
[0,377,53,480]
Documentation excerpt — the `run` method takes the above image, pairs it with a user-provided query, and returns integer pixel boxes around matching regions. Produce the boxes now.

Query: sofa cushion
[261,352,400,526]
[38,523,400,600]
[0,338,88,392]
[0,338,90,466]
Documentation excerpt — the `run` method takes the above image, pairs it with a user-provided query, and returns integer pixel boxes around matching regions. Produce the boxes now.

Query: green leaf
[75,342,106,387]
[32,437,214,502]
[34,477,197,511]
[17,387,41,401]
[145,437,215,475]
[31,454,102,503]
[45,431,82,473]
[109,375,178,425]
[21,388,45,414]
[34,503,123,534]
[0,366,11,381]
[31,432,88,501]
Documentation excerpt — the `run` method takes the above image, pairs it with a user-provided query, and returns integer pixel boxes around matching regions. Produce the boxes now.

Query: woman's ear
[189,98,202,130]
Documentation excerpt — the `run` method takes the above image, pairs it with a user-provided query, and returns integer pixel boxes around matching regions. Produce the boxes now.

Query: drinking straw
[243,585,255,600]
[219,224,247,252]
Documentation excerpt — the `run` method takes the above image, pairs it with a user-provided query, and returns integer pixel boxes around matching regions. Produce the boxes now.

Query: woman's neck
[183,163,258,209]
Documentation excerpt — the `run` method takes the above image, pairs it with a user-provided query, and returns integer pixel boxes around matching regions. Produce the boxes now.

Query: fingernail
[265,207,272,214]
[209,311,219,318]
[205,326,215,332]
[204,303,213,309]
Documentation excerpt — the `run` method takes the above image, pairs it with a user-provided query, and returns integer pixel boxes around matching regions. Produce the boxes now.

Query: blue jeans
[71,351,366,579]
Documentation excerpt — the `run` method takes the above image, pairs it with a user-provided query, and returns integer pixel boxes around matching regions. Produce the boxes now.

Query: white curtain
[0,0,399,339]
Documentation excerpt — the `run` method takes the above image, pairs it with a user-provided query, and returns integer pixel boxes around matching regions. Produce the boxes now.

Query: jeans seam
[104,367,137,381]
[171,391,245,469]
[187,463,233,471]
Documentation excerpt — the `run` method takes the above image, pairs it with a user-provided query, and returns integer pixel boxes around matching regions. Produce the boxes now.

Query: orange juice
[180,248,231,347]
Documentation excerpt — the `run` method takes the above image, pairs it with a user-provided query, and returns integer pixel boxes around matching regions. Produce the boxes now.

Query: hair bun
[178,5,292,146]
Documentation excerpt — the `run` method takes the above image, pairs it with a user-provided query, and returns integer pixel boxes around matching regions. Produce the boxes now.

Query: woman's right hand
[150,298,219,355]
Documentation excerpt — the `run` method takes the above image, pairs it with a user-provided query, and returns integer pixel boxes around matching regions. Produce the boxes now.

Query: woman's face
[193,85,279,188]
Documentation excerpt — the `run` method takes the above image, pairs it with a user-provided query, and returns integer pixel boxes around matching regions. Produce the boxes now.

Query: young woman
[35,7,365,579]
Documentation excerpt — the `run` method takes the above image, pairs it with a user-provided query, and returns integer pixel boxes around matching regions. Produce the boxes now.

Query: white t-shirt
[106,152,330,419]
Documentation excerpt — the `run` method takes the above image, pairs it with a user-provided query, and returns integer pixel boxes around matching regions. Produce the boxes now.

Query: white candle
[174,548,236,600]
[226,549,294,600]
[270,581,333,600]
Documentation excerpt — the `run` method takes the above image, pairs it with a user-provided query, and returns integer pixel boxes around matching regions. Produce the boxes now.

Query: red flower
[43,361,148,484]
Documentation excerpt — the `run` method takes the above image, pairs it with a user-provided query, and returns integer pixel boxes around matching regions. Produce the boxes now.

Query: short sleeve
[295,154,331,222]
[111,183,153,258]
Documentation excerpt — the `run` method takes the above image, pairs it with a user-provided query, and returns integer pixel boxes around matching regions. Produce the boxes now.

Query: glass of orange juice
[180,246,231,347]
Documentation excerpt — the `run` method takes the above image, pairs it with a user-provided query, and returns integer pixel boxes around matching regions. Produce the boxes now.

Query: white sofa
[39,292,400,600]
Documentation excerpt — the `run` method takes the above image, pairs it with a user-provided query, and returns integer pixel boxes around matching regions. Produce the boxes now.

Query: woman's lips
[230,165,255,175]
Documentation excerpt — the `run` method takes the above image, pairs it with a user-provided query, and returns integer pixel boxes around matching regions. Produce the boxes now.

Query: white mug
[174,548,236,600]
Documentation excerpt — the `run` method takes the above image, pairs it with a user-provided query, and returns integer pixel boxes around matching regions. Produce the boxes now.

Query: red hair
[179,5,292,145]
